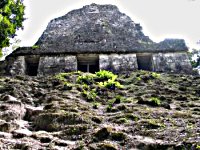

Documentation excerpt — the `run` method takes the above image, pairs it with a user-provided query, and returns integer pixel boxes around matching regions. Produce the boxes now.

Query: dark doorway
[77,54,99,73]
[25,56,40,76]
[78,64,88,72]
[136,54,152,71]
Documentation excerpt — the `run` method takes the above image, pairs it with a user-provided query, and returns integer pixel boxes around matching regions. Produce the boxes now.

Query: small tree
[0,0,25,56]
[188,49,200,68]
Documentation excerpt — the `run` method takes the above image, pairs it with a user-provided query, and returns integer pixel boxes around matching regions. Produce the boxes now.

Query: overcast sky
[16,0,200,49]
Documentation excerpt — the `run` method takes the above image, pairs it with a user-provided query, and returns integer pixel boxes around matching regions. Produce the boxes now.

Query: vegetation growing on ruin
[1,70,199,149]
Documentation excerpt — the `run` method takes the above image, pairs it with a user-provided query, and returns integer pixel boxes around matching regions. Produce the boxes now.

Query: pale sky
[16,0,200,49]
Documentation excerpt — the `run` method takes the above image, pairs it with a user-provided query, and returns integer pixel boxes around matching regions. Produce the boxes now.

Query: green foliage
[150,97,161,106]
[188,49,200,68]
[77,70,123,89]
[111,132,126,141]
[196,145,200,149]
[98,79,123,90]
[32,45,39,49]
[0,0,25,52]
[82,89,97,101]
[55,73,68,81]
[151,72,160,79]
[96,70,123,89]
[63,82,73,90]
[77,74,95,85]
[95,70,117,81]
[0,50,2,57]
[115,95,122,103]
[106,105,112,112]
[108,99,115,106]
[76,70,123,102]
[92,102,101,109]
[146,119,165,129]
[54,73,74,90]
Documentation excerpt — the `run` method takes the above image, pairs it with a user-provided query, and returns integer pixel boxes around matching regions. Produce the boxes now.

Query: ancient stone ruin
[0,3,192,76]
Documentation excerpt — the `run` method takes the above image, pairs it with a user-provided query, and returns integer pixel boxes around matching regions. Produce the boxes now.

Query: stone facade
[0,52,193,76]
[152,53,192,74]
[38,56,77,76]
[99,54,138,73]
[10,56,26,76]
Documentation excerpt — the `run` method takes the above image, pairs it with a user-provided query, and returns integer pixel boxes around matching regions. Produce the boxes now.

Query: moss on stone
[34,111,90,131]
[111,132,126,141]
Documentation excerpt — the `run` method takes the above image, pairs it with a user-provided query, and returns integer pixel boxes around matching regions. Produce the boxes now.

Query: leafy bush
[95,70,117,81]
[92,102,101,109]
[151,72,160,79]
[55,73,69,81]
[150,97,161,106]
[96,70,123,90]
[54,73,74,90]
[98,79,123,90]
[77,70,123,90]
[76,70,123,103]
[115,95,122,104]
[63,82,73,90]
[82,89,97,101]
[76,74,95,85]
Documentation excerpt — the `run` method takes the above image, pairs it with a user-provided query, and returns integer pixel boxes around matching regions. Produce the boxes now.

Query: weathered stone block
[10,56,26,76]
[99,54,138,73]
[152,53,192,74]
[0,61,6,75]
[38,56,77,75]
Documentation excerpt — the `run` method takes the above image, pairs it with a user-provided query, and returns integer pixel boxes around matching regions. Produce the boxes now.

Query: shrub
[115,95,122,104]
[76,74,95,85]
[106,105,112,112]
[136,77,141,81]
[55,73,69,81]
[76,70,123,103]
[108,99,115,106]
[98,80,123,90]
[92,102,101,109]
[63,82,73,90]
[147,119,165,129]
[150,97,161,106]
[95,70,117,81]
[82,89,97,101]
[151,72,160,79]
[54,73,74,89]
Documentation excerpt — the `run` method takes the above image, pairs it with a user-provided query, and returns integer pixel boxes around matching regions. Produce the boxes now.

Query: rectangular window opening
[136,54,153,71]
[77,54,99,73]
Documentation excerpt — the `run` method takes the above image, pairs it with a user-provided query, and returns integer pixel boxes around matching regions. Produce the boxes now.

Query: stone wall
[0,52,193,76]
[38,56,77,76]
[0,61,6,75]
[10,56,26,76]
[99,54,138,73]
[152,52,192,74]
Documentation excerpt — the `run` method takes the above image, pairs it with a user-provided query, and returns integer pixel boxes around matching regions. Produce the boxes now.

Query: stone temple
[0,3,192,76]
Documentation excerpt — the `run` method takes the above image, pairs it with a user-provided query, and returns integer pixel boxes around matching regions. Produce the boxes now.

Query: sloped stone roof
[12,3,188,56]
